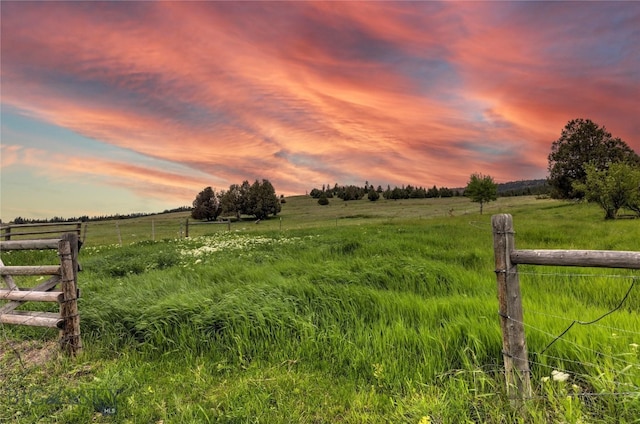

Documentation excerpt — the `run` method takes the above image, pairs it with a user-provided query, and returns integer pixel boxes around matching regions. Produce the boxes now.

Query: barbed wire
[539,279,636,354]
[524,308,640,337]
[467,221,491,230]
[511,269,639,280]
[512,316,640,370]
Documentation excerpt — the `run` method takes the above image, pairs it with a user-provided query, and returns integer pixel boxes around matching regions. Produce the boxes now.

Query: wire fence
[506,269,639,400]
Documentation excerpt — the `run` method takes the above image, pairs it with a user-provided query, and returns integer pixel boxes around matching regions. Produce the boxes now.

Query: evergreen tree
[367,189,380,201]
[191,187,221,221]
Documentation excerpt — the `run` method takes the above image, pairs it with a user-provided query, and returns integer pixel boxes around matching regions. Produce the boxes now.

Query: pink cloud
[2,0,638,215]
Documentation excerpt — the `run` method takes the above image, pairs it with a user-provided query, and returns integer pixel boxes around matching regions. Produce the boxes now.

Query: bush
[318,194,329,206]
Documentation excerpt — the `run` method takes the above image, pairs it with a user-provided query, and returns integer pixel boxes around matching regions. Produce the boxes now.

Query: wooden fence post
[185,219,189,238]
[59,233,82,356]
[492,214,531,402]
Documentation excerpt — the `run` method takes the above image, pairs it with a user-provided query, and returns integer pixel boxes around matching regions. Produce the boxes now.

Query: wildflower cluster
[177,233,314,265]
[81,244,122,256]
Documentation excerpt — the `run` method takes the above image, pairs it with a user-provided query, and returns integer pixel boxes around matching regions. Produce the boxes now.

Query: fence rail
[0,232,82,356]
[511,249,640,269]
[1,221,85,241]
[491,213,639,404]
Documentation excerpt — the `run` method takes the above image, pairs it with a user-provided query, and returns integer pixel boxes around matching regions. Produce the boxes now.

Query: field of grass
[1,196,639,423]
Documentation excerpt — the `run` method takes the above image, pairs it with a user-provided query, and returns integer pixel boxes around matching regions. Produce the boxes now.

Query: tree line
[310,182,461,203]
[5,206,192,226]
[191,179,282,222]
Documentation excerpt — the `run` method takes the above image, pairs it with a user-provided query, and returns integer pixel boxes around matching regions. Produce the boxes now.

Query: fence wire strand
[524,308,640,337]
[509,315,640,370]
[539,278,636,354]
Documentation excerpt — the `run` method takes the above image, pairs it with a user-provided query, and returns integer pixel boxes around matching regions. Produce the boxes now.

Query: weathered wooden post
[492,214,531,402]
[185,219,190,238]
[59,233,82,356]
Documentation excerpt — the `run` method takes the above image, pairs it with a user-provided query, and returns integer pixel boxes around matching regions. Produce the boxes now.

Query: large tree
[191,187,221,221]
[548,118,640,199]
[574,162,640,220]
[465,173,497,214]
[219,183,244,220]
[247,179,281,220]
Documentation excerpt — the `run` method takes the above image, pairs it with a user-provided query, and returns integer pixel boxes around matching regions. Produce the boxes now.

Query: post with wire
[492,213,532,403]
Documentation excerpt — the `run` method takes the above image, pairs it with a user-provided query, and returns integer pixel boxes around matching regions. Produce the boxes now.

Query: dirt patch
[0,338,60,369]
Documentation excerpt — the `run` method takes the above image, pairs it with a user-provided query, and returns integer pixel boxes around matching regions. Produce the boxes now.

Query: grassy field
[1,195,639,423]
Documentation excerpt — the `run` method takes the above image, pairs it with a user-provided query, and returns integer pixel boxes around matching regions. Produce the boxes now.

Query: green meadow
[1,196,639,423]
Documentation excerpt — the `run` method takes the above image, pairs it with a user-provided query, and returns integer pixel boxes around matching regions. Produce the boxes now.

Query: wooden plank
[0,311,63,329]
[0,222,81,229]
[511,249,640,269]
[0,275,60,314]
[1,229,76,237]
[0,289,63,302]
[0,258,18,290]
[0,239,61,250]
[0,265,60,276]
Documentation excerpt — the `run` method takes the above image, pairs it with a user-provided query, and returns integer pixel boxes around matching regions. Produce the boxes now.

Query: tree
[548,118,640,199]
[573,162,640,219]
[191,187,221,221]
[318,192,329,205]
[219,184,243,220]
[465,173,497,214]
[367,189,380,202]
[439,187,454,198]
[309,188,323,198]
[246,179,281,220]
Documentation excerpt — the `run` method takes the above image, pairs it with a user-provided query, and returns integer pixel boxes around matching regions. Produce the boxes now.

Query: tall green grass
[1,197,638,423]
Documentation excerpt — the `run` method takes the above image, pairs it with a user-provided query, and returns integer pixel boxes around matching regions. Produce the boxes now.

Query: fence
[1,221,85,242]
[0,233,82,356]
[492,213,640,402]
[184,218,231,238]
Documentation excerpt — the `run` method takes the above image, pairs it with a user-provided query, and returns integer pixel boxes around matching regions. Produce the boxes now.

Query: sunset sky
[1,1,639,220]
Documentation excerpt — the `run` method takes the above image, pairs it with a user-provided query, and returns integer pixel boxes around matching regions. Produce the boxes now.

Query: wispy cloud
[1,1,638,217]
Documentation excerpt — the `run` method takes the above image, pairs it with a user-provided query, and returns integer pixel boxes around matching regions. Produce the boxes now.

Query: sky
[1,1,639,220]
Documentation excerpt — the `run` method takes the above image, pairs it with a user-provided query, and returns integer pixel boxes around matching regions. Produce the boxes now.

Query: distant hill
[497,179,550,196]
[451,179,550,197]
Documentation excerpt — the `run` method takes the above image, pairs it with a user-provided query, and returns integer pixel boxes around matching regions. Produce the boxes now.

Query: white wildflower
[551,370,570,382]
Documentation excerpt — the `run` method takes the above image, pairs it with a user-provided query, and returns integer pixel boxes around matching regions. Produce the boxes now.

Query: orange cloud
[2,0,638,218]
